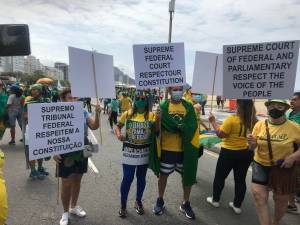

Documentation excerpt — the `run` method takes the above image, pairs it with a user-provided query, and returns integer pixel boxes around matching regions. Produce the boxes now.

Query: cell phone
[276,159,284,166]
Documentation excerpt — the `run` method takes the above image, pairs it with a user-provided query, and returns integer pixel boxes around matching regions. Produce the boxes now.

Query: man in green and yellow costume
[151,86,199,220]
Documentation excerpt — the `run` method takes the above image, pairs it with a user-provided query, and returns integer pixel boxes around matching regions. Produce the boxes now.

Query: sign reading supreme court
[223,40,299,99]
[133,42,186,89]
[28,102,84,160]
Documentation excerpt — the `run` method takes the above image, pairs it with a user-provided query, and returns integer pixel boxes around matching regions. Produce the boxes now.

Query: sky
[0,0,300,88]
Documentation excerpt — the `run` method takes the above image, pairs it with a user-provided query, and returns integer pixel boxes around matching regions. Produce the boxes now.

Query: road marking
[88,158,99,174]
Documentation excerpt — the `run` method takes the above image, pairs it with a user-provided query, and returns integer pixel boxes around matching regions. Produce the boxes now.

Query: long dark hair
[236,99,257,136]
[128,95,150,120]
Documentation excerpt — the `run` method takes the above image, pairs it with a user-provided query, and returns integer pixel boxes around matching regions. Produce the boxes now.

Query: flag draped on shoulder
[149,99,199,186]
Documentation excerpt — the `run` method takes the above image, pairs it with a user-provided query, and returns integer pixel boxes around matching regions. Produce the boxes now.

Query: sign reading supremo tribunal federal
[133,42,186,89]
[223,40,300,99]
[28,102,84,160]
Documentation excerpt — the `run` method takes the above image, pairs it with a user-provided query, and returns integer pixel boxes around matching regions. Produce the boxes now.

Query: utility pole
[164,0,176,100]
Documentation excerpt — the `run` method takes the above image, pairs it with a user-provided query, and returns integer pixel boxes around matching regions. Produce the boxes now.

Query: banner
[223,40,299,99]
[28,102,84,160]
[68,46,116,98]
[191,51,223,95]
[133,42,186,89]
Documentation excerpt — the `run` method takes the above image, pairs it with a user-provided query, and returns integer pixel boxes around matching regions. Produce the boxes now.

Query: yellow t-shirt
[119,110,156,145]
[220,115,248,150]
[0,150,7,225]
[120,97,132,112]
[161,102,187,152]
[252,120,300,166]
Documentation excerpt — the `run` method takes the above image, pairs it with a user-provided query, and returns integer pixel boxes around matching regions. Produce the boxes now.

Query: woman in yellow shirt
[207,99,257,214]
[0,149,7,225]
[248,99,300,225]
[115,91,159,218]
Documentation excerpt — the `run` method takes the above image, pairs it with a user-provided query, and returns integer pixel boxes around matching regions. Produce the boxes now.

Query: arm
[115,123,125,141]
[208,112,229,138]
[87,105,101,130]
[282,142,300,168]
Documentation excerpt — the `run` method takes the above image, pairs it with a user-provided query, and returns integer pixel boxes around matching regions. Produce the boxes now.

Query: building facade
[54,62,68,80]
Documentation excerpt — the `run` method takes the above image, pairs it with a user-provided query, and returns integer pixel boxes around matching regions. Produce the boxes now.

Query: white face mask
[171,90,183,101]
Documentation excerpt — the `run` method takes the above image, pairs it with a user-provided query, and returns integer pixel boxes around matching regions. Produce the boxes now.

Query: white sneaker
[69,206,87,217]
[59,212,69,225]
[229,202,242,214]
[206,197,220,208]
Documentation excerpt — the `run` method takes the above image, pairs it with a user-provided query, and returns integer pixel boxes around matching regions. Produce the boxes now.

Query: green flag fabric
[287,110,300,125]
[149,99,199,186]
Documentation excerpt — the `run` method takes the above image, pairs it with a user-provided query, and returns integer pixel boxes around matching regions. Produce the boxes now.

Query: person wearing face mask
[115,91,159,218]
[248,99,300,225]
[152,86,199,220]
[206,100,257,214]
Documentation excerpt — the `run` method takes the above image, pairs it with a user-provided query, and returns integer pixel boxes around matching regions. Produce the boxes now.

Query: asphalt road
[1,112,299,225]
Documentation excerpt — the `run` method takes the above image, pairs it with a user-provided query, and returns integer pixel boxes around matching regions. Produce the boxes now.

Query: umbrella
[36,77,54,85]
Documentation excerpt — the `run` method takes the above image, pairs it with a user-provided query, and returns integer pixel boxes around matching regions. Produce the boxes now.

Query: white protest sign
[68,46,116,98]
[28,102,84,160]
[122,143,150,165]
[133,42,186,89]
[223,40,300,99]
[191,51,223,95]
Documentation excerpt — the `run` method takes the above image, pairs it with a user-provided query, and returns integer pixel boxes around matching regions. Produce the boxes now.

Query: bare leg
[272,194,289,225]
[70,174,83,208]
[61,178,72,212]
[251,183,270,225]
[10,126,15,141]
[183,186,192,202]
[158,174,169,198]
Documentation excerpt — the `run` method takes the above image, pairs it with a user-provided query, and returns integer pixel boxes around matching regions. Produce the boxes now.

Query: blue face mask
[193,95,202,103]
[171,90,183,101]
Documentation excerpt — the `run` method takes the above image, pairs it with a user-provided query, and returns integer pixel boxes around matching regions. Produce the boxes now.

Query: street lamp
[168,0,175,43]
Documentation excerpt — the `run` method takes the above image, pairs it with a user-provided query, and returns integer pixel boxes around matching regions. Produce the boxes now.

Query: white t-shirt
[7,94,22,112]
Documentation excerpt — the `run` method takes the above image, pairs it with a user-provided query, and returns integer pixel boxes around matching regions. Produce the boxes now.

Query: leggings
[213,148,253,207]
[120,164,148,208]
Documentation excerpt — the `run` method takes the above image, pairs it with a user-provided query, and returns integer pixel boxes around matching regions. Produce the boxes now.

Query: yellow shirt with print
[220,115,248,150]
[252,120,300,166]
[0,150,7,225]
[161,102,187,152]
[120,97,132,112]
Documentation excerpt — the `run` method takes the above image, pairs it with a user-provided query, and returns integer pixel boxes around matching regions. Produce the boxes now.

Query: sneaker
[8,140,15,145]
[134,201,144,215]
[229,202,242,214]
[29,170,39,179]
[153,198,164,215]
[179,201,195,220]
[38,167,49,176]
[118,207,127,218]
[59,212,69,225]
[287,205,298,214]
[69,206,86,217]
[206,197,220,208]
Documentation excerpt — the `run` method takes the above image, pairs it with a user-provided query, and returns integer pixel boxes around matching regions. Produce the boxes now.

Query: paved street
[1,112,299,225]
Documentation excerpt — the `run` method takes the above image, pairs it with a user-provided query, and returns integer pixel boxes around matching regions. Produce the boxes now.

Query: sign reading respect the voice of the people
[223,40,300,99]
[28,102,84,160]
[133,42,186,89]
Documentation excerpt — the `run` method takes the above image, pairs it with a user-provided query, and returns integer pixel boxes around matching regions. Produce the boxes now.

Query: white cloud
[0,0,299,87]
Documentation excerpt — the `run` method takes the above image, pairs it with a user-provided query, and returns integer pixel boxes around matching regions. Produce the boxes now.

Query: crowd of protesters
[0,81,300,225]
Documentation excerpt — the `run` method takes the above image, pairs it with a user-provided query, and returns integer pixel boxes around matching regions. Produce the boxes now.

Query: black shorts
[252,161,272,186]
[57,151,88,178]
[160,150,184,175]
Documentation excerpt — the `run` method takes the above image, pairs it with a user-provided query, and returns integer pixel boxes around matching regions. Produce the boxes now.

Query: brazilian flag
[149,99,199,186]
